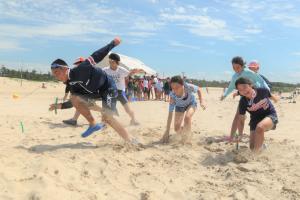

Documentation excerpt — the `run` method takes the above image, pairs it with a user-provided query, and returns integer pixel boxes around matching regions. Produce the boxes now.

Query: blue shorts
[117,90,128,105]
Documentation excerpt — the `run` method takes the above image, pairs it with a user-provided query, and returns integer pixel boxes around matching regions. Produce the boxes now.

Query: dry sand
[0,77,299,200]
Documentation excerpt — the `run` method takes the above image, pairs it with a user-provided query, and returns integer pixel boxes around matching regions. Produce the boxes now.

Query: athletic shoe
[63,119,77,126]
[81,123,105,138]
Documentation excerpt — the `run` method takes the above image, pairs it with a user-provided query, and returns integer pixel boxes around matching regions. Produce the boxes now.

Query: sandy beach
[0,77,299,200]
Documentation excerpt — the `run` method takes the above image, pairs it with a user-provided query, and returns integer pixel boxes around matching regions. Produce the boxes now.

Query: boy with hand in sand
[235,77,279,152]
[49,57,104,127]
[161,76,206,144]
[50,38,140,146]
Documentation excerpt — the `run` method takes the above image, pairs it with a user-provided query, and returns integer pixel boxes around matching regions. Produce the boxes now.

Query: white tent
[96,53,157,76]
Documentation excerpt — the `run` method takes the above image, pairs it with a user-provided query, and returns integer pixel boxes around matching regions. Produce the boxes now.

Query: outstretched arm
[197,88,206,110]
[221,77,236,100]
[87,37,121,65]
[161,98,175,143]
[49,100,73,111]
[270,94,279,103]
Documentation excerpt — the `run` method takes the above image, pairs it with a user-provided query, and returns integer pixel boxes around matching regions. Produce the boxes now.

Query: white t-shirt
[143,79,149,88]
[103,66,129,91]
[156,80,162,90]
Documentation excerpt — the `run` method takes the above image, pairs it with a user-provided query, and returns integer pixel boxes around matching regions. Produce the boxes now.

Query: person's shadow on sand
[16,142,98,153]
[40,120,86,129]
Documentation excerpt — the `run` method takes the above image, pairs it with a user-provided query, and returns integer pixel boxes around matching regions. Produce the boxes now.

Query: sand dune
[0,77,299,200]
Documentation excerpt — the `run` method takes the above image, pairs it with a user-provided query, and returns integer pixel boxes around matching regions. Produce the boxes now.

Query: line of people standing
[126,76,171,102]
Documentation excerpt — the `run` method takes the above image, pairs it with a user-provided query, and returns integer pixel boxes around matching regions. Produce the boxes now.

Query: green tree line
[0,66,55,81]
[1,66,299,92]
[189,79,300,93]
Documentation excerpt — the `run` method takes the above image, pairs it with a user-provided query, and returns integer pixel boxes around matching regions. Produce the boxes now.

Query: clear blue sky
[1,0,300,83]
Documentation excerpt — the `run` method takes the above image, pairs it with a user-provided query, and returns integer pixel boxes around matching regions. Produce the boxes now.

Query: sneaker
[63,119,77,126]
[81,123,106,138]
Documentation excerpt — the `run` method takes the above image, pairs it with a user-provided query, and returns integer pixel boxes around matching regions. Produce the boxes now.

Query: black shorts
[143,87,149,93]
[249,114,278,131]
[164,90,170,95]
[117,90,128,105]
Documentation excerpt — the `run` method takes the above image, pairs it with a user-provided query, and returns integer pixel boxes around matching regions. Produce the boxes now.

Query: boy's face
[171,82,184,96]
[232,63,243,73]
[237,84,253,99]
[109,59,118,70]
[51,68,68,82]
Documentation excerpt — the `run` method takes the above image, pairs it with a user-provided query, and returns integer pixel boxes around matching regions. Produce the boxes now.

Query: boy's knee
[70,95,77,102]
[184,116,192,123]
[256,124,265,132]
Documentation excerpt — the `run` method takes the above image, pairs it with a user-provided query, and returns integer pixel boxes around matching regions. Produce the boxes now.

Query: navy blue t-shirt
[68,41,116,97]
[239,88,277,121]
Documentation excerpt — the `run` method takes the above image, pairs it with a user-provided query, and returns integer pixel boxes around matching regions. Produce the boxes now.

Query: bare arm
[161,98,175,143]
[237,114,246,136]
[62,93,69,102]
[197,88,206,110]
[270,94,279,103]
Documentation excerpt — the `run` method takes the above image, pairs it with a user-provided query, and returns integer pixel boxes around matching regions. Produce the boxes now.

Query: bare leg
[237,115,246,136]
[230,107,245,139]
[150,88,153,99]
[253,117,274,152]
[174,112,184,132]
[122,103,138,124]
[72,110,81,121]
[102,113,130,141]
[71,96,96,126]
[181,106,196,144]
[143,90,147,101]
[249,131,255,150]
[174,111,185,143]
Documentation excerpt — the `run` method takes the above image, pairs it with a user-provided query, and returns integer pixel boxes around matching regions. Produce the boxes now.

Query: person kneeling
[235,77,279,152]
